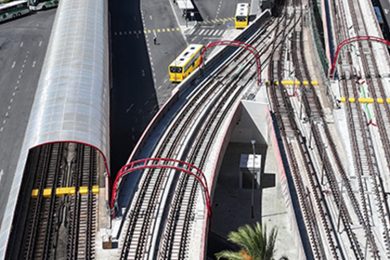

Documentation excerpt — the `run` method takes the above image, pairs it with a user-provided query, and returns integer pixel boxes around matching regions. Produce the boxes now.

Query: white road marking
[199,29,205,35]
[126,104,134,113]
[12,92,15,97]
[158,85,163,89]
[167,0,188,44]
[32,61,36,68]
[18,75,22,79]
[23,59,26,63]
[38,40,43,47]
[7,106,11,110]
[149,15,153,20]
[213,30,219,36]
[16,80,20,84]
[10,98,13,103]
[3,119,7,124]
[0,170,3,183]
[20,41,23,47]
[11,61,16,69]
[0,127,3,132]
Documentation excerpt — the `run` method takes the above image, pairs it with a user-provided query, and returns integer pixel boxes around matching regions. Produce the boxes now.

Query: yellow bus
[168,44,204,83]
[235,3,249,29]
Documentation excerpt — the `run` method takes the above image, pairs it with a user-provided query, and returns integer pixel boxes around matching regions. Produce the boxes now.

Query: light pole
[250,140,256,219]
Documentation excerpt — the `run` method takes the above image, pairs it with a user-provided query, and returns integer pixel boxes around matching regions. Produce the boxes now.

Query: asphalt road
[0,9,56,228]
[110,0,159,175]
[109,0,187,176]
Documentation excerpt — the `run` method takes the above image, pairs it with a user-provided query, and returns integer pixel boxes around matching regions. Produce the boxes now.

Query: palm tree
[215,222,278,260]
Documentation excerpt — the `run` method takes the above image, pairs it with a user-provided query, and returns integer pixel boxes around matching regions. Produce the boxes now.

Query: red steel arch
[111,158,211,217]
[329,36,390,79]
[200,40,262,85]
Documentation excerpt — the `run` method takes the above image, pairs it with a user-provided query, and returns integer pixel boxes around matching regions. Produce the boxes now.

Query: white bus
[0,0,30,22]
[28,0,58,11]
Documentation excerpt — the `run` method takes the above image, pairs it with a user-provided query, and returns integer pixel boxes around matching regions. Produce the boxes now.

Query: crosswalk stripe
[167,28,170,32]
[199,29,205,35]
[217,30,223,36]
[212,30,219,36]
[176,28,180,31]
[162,28,166,32]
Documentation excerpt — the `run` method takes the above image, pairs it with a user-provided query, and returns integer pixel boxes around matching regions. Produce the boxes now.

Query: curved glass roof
[0,0,108,256]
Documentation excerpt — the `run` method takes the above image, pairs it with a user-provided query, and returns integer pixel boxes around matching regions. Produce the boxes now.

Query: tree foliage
[215,222,278,260]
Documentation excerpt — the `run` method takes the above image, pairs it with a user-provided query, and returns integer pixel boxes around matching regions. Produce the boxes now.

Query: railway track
[267,1,351,258]
[19,143,98,260]
[291,24,364,260]
[332,0,390,257]
[118,2,306,259]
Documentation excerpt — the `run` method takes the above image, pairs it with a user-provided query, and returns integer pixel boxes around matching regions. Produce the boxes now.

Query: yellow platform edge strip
[338,97,390,104]
[32,185,99,198]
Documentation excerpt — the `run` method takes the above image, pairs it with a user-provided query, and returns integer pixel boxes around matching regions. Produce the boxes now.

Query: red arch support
[329,36,390,79]
[200,40,262,85]
[111,158,212,217]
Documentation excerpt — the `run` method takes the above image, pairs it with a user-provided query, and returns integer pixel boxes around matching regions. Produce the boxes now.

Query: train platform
[208,98,300,259]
